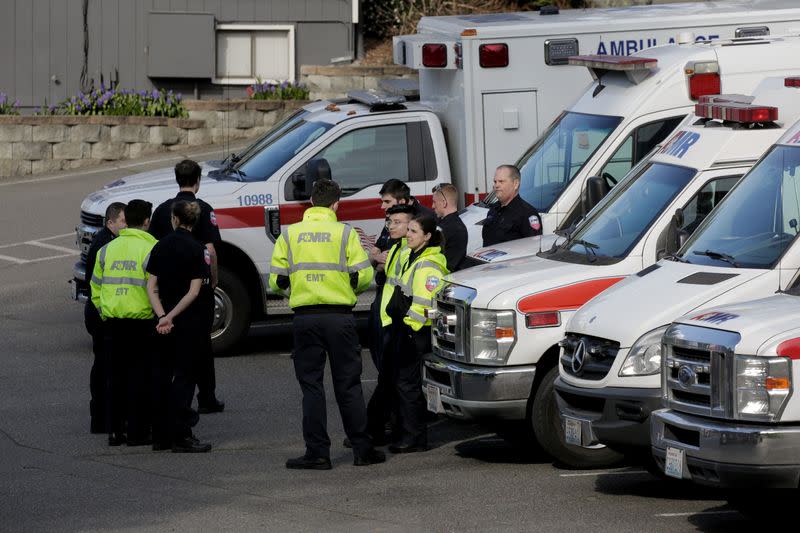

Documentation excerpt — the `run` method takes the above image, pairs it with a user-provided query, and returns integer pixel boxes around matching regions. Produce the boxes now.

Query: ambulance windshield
[566,162,695,259]
[514,112,622,212]
[681,145,800,269]
[226,119,333,181]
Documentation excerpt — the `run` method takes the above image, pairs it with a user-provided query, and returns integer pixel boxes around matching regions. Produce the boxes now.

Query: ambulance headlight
[619,326,668,377]
[470,309,516,365]
[734,355,791,421]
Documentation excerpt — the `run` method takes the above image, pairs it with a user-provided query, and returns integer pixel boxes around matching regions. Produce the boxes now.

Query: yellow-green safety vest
[90,228,157,320]
[381,245,448,331]
[269,206,373,308]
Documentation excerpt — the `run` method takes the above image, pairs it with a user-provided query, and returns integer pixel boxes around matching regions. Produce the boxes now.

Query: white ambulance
[74,2,800,352]
[651,292,800,488]
[556,101,800,467]
[425,76,800,468]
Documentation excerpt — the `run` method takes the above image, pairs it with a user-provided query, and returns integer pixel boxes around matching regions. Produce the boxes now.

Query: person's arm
[518,211,541,238]
[269,233,291,295]
[346,229,374,294]
[403,262,447,331]
[206,242,218,288]
[448,222,468,271]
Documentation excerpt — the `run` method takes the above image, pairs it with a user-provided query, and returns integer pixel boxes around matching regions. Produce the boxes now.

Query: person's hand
[156,315,173,335]
[369,246,381,262]
[376,250,389,265]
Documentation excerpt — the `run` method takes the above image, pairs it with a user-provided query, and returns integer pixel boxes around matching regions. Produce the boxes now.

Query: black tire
[210,266,251,355]
[530,366,624,469]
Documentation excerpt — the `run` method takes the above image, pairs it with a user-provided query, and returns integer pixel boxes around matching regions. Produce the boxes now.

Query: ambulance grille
[560,333,619,381]
[431,282,475,362]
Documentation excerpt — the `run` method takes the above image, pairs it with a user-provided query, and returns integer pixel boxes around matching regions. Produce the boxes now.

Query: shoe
[198,399,225,414]
[285,454,332,470]
[108,433,126,446]
[353,449,386,466]
[388,440,428,454]
[172,437,212,453]
[126,437,153,447]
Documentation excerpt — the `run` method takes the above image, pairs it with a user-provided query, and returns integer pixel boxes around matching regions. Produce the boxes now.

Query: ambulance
[555,98,800,468]
[425,76,800,468]
[651,292,800,488]
[73,2,800,352]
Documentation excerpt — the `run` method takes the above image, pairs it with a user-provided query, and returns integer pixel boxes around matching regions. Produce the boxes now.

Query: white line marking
[26,241,79,255]
[560,469,648,478]
[0,254,28,264]
[24,253,77,264]
[38,233,76,241]
[0,233,76,249]
[655,511,739,518]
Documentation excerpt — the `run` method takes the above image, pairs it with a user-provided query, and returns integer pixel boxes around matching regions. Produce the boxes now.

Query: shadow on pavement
[453,429,552,465]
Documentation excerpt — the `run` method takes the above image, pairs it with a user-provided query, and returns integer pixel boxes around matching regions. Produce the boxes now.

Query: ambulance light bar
[346,90,406,110]
[568,55,657,71]
[785,77,800,88]
[697,94,754,105]
[694,101,778,124]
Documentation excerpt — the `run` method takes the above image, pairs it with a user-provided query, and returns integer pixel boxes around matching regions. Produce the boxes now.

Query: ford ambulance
[556,98,800,467]
[651,292,800,488]
[73,2,800,352]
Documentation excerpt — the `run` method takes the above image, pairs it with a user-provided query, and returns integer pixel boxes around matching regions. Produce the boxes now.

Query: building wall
[0,0,357,109]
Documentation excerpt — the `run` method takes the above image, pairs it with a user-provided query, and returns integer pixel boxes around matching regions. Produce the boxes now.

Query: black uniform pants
[85,302,109,431]
[366,326,394,438]
[152,323,201,445]
[292,312,371,457]
[367,284,385,370]
[195,295,217,406]
[386,322,430,445]
[106,318,154,440]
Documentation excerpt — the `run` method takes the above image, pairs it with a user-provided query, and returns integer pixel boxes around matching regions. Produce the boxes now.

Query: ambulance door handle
[264,205,280,243]
[503,108,519,130]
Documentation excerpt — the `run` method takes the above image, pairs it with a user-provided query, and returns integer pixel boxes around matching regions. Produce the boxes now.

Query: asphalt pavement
[0,145,755,532]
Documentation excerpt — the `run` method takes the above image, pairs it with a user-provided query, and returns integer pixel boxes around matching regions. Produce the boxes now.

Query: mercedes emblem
[572,340,587,374]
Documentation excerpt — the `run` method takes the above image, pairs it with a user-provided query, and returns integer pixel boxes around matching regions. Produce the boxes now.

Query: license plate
[426,384,443,414]
[564,417,581,446]
[664,446,685,479]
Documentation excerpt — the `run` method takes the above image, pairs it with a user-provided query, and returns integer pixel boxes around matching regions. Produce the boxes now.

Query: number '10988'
[237,194,273,206]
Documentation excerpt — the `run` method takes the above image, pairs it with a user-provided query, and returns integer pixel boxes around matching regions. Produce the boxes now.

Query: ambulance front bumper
[651,409,800,488]
[423,353,535,420]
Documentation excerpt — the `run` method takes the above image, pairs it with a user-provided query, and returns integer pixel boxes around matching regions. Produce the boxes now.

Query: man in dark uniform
[150,159,224,414]
[482,164,542,247]
[432,183,468,272]
[270,179,385,469]
[85,202,127,433]
[147,200,213,453]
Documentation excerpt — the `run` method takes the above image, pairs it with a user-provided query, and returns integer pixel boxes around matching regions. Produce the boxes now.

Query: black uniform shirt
[149,191,221,245]
[146,228,211,326]
[85,227,115,302]
[481,194,542,247]
[438,212,468,272]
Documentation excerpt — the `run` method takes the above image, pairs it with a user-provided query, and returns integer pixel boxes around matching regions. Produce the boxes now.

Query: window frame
[213,23,295,85]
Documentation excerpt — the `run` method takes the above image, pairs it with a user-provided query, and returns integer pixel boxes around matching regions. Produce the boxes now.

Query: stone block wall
[300,65,418,100]
[0,100,307,178]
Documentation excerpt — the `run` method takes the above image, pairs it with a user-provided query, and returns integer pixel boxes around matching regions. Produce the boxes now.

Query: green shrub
[0,93,20,115]
[40,83,188,118]
[247,80,309,100]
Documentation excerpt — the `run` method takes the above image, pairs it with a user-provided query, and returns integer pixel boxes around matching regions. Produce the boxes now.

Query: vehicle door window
[313,124,409,197]
[680,176,739,234]
[599,116,684,184]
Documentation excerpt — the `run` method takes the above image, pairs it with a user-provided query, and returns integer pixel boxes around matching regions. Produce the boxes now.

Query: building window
[214,24,294,84]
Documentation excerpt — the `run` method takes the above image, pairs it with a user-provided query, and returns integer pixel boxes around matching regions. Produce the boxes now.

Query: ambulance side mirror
[292,158,331,200]
[581,176,611,216]
[659,208,688,259]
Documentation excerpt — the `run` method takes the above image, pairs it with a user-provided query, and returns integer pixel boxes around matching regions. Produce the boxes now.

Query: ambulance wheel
[211,266,250,355]
[530,366,624,469]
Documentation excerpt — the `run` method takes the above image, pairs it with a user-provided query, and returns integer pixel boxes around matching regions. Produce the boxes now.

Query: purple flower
[0,93,6,105]
[151,89,160,99]
[13,99,19,108]
[48,105,56,113]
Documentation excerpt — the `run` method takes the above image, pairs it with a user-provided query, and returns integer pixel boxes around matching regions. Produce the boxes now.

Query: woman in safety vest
[384,214,449,453]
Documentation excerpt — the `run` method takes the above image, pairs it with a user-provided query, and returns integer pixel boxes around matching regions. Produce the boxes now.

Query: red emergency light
[694,101,778,124]
[685,61,720,101]
[422,44,447,68]
[479,43,509,68]
[568,55,657,71]
[785,77,800,88]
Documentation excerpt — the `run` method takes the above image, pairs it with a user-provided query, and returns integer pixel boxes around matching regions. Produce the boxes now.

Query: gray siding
[1,0,357,109]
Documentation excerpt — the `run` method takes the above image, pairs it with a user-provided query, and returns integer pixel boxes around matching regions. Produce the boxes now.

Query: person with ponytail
[383,213,449,453]
[146,200,213,453]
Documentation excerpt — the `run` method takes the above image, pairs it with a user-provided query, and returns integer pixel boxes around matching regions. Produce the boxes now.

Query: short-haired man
[91,199,157,446]
[85,202,127,433]
[432,183,467,272]
[150,159,224,414]
[482,165,542,247]
[270,179,385,469]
